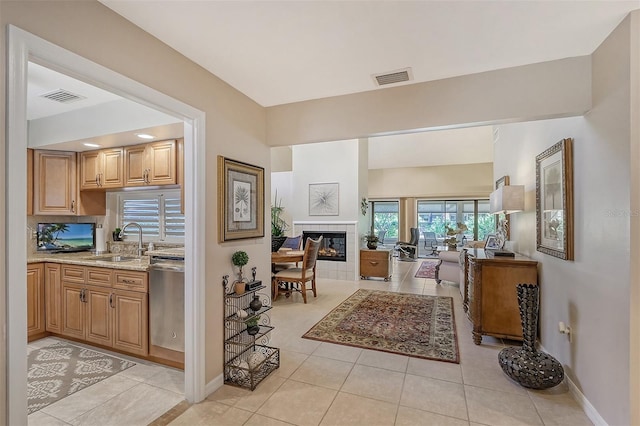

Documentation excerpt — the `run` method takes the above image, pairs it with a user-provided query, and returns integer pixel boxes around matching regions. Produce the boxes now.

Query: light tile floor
[27,337,185,425]
[170,258,593,426]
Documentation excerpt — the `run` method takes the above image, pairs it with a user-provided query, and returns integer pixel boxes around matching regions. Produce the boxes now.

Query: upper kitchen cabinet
[33,150,77,215]
[125,140,177,187]
[79,148,124,190]
[33,149,106,216]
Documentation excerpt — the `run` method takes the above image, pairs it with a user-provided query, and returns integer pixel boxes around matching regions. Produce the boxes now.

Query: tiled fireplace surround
[293,221,359,281]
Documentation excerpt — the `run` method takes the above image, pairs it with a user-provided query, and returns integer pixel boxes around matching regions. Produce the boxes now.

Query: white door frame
[6,25,206,425]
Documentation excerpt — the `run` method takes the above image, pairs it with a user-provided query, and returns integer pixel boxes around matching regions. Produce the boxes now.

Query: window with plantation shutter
[116,189,184,242]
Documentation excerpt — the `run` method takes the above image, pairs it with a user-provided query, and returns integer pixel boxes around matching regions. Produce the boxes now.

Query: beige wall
[266,57,591,146]
[368,162,493,199]
[493,15,636,423]
[0,0,270,407]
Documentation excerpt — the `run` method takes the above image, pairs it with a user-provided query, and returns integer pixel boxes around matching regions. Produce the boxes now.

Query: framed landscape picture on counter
[218,156,264,242]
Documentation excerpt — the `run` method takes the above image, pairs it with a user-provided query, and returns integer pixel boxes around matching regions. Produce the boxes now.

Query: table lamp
[489,185,524,253]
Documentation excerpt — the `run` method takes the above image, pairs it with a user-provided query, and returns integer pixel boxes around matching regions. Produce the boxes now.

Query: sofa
[434,241,485,286]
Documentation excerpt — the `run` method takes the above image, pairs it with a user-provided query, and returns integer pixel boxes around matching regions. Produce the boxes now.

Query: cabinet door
[85,286,113,347]
[44,263,62,334]
[27,148,33,215]
[79,150,102,190]
[61,282,85,339]
[112,289,148,356]
[147,140,176,185]
[27,263,45,340]
[124,144,148,186]
[33,150,77,215]
[101,148,124,188]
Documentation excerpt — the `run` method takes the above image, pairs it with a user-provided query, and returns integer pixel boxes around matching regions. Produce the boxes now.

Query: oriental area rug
[27,341,135,414]
[302,289,459,363]
[414,260,440,279]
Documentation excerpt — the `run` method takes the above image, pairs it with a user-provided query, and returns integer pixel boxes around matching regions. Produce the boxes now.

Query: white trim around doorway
[6,25,206,425]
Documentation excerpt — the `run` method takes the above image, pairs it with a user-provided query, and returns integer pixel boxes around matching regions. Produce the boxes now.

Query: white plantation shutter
[118,189,184,241]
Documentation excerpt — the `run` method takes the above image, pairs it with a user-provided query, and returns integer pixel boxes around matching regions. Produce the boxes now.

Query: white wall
[291,139,360,221]
[494,105,630,425]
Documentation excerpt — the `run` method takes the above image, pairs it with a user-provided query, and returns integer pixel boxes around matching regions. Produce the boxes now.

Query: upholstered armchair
[434,250,464,285]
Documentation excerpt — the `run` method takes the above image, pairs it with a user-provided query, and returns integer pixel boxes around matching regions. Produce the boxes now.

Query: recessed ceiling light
[83,142,101,148]
[136,133,154,140]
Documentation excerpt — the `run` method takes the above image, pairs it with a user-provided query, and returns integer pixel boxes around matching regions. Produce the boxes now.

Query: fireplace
[302,231,347,262]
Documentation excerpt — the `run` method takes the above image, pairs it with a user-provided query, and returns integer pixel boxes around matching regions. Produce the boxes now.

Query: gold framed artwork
[495,175,510,240]
[535,138,574,260]
[218,156,265,242]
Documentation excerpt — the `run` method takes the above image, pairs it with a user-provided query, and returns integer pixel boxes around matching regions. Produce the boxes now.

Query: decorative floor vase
[498,283,564,389]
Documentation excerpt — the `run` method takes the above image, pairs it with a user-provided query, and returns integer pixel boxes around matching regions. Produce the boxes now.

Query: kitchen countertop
[146,247,185,257]
[27,252,150,271]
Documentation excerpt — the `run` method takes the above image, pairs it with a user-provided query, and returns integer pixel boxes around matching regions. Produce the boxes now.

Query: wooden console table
[360,248,392,281]
[463,248,538,345]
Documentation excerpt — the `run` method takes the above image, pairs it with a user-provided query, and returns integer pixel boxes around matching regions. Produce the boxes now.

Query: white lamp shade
[490,185,525,214]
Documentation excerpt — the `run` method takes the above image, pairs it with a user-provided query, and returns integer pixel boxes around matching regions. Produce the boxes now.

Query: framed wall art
[309,182,339,216]
[535,138,574,260]
[484,233,500,250]
[495,175,510,240]
[217,156,264,242]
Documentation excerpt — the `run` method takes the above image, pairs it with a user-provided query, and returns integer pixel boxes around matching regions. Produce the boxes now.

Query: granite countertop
[146,247,185,257]
[27,252,150,271]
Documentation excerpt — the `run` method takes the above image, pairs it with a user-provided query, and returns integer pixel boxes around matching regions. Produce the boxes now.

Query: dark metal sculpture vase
[498,283,564,389]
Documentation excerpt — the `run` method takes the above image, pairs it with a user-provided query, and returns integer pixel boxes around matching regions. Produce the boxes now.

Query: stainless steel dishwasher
[149,255,185,354]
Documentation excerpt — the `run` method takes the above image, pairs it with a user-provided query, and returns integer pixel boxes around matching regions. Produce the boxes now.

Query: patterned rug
[28,341,135,414]
[302,289,459,363]
[414,260,440,278]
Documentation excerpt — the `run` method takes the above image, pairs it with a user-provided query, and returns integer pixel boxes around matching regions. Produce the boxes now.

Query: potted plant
[112,227,122,241]
[271,190,289,252]
[245,314,261,335]
[444,222,468,250]
[364,233,379,250]
[231,250,249,294]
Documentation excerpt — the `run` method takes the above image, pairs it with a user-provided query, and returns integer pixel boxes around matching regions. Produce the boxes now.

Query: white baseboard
[565,374,608,426]
[205,373,224,398]
[538,344,607,426]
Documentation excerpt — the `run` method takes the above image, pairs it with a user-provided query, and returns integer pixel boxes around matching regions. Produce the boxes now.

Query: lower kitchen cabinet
[44,263,62,334]
[57,265,149,357]
[27,263,45,341]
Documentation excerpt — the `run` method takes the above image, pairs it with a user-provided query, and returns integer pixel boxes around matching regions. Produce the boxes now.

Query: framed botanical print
[217,156,265,242]
[536,138,574,260]
[309,183,339,216]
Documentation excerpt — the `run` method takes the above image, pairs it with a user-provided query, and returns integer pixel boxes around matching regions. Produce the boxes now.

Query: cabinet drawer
[61,265,85,283]
[114,270,148,292]
[86,267,113,287]
[360,250,390,261]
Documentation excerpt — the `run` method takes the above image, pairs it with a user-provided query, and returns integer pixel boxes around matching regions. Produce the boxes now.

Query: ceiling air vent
[39,89,86,104]
[372,67,413,87]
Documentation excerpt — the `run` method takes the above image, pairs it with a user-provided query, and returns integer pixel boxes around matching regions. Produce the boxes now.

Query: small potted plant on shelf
[245,314,261,336]
[231,250,249,294]
[112,227,122,241]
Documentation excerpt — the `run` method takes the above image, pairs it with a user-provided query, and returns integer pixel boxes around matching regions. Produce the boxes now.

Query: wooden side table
[465,248,538,345]
[360,248,392,281]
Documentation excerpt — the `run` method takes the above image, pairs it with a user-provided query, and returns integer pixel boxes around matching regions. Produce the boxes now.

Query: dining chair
[273,236,323,303]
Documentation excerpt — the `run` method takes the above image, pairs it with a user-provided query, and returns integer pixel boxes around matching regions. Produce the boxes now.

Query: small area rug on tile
[414,260,440,279]
[302,289,459,363]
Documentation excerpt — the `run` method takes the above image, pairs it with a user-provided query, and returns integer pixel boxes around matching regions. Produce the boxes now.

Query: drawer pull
[369,261,379,266]
[122,279,137,284]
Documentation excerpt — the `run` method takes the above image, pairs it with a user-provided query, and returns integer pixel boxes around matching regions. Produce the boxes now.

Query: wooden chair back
[302,236,323,271]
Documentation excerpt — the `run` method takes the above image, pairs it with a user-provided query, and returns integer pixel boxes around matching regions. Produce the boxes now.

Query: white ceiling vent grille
[372,67,413,87]
[40,89,86,104]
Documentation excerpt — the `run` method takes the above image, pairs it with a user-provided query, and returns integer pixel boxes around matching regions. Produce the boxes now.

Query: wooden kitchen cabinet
[27,148,33,215]
[112,289,148,356]
[44,263,62,334]
[55,264,149,357]
[33,150,77,215]
[124,140,176,186]
[360,248,392,281]
[464,249,538,345]
[79,148,124,190]
[27,263,45,341]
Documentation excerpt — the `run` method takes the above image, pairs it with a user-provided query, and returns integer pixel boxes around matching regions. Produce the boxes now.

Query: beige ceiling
[100,0,639,107]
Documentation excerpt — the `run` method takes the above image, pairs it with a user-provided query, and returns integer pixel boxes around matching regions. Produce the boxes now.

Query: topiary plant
[231,250,249,282]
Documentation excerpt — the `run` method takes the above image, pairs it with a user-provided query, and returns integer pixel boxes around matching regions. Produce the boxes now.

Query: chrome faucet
[120,222,144,257]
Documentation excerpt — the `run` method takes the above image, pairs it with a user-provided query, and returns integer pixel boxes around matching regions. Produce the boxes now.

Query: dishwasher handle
[149,263,184,272]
